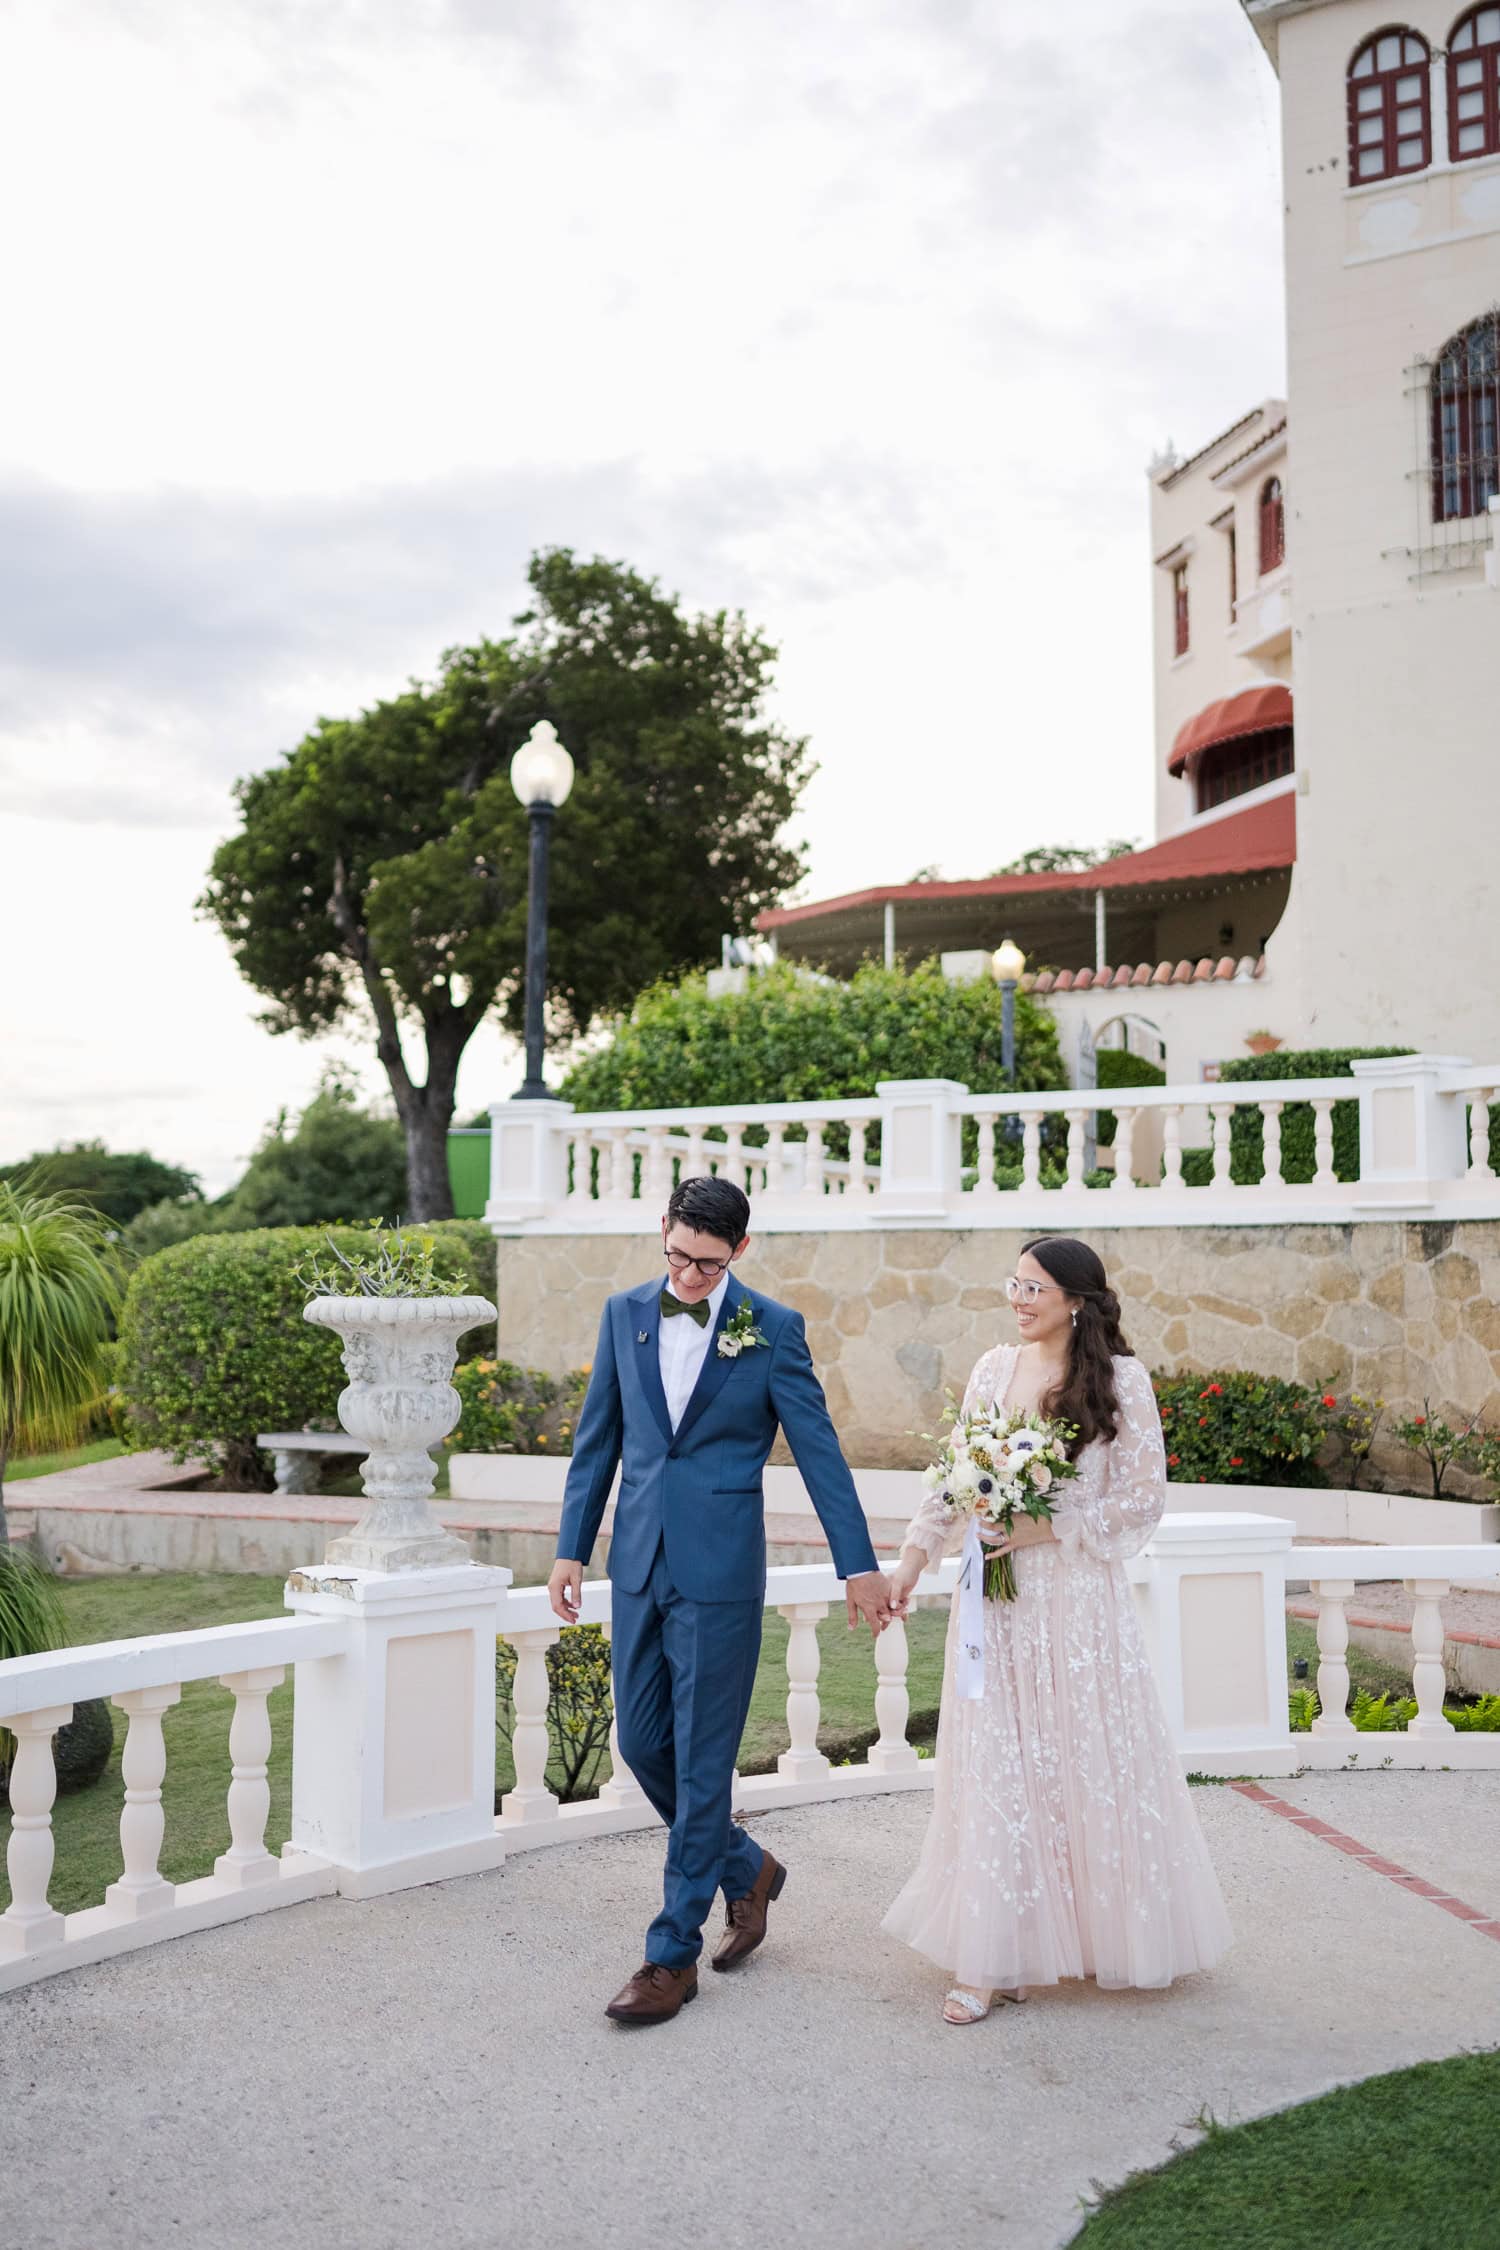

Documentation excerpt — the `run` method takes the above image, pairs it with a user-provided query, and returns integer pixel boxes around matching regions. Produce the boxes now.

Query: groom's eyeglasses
[665,1247,732,1280]
[1005,1277,1059,1304]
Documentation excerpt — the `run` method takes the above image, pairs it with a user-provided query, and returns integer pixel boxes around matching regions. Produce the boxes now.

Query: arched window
[1431,310,1500,522]
[1348,28,1432,181]
[1195,729,1295,814]
[1172,563,1190,657]
[1258,477,1286,574]
[1449,7,1500,162]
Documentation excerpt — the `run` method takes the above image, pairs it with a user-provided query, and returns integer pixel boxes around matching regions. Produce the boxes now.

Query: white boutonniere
[717,1300,767,1359]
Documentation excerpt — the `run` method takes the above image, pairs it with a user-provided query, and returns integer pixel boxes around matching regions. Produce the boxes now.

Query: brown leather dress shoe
[604,1961,699,2025]
[711,1850,787,1971]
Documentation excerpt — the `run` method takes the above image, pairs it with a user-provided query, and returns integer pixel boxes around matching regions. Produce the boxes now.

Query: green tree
[0,1183,123,1526]
[560,959,1065,1112]
[0,1142,201,1229]
[199,551,812,1218]
[216,1077,407,1231]
[988,840,1138,876]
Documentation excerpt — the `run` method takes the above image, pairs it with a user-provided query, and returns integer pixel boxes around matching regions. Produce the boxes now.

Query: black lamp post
[992,936,1027,1082]
[509,720,575,1102]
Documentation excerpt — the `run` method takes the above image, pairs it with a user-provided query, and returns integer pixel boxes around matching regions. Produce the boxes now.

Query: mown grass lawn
[0,1573,950,1916]
[1075,2049,1500,2248]
[5,1439,127,1482]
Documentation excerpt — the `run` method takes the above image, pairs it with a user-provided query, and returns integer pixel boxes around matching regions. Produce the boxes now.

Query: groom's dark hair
[666,1174,750,1249]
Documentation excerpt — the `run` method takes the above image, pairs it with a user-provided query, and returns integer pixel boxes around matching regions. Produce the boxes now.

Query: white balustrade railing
[6,1519,1500,1992]
[487,1055,1500,1230]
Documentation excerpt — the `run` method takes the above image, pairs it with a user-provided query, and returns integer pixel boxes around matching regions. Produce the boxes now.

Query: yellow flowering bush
[448,1359,590,1454]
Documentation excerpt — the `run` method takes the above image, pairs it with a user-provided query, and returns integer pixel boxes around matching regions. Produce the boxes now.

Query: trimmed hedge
[1094,1049,1165,1149]
[118,1222,495,1489]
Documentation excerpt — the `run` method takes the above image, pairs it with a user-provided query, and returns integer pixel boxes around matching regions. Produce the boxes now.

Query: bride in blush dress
[881,1234,1232,2025]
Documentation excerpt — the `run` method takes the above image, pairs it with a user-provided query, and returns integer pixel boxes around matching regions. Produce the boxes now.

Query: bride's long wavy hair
[1021,1235,1131,1458]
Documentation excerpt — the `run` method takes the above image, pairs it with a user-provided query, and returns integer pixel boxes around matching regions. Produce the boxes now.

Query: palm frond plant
[0,1180,124,1527]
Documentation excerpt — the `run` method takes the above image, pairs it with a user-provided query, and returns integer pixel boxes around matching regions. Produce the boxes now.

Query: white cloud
[0,0,1284,1179]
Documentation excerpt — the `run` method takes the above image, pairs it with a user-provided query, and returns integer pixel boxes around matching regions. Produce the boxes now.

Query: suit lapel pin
[637,1330,648,1344]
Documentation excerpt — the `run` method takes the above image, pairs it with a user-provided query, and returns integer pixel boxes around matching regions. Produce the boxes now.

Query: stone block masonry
[494,1220,1500,1477]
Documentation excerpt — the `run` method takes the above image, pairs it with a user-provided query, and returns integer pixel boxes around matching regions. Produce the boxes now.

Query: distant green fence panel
[447,1130,491,1219]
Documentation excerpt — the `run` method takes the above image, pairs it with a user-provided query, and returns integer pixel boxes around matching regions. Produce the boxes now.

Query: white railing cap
[558,1098,882,1130]
[0,1615,348,1719]
[1304,1546,1500,1581]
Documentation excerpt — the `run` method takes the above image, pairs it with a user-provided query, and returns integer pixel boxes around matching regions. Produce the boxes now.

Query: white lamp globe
[992,937,1027,984]
[509,721,575,810]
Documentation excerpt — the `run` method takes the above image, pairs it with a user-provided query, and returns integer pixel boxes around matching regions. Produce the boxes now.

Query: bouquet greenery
[924,1401,1079,1600]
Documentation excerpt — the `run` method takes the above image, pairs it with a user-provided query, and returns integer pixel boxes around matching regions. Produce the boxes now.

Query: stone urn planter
[304,1294,498,1572]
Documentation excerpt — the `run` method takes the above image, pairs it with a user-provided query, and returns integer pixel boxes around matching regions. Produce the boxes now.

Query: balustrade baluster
[1110,1107,1137,1191]
[803,1120,827,1198]
[1468,1091,1495,1182]
[973,1113,997,1198]
[868,1616,918,1774]
[686,1123,707,1180]
[1309,1580,1357,1737]
[213,1666,285,1889]
[1021,1112,1043,1190]
[763,1121,786,1195]
[777,1603,831,1782]
[106,1683,181,1919]
[597,1624,651,1815]
[1161,1105,1184,1189]
[847,1118,869,1197]
[1404,1578,1455,1739]
[722,1124,748,1192]
[608,1129,632,1203]
[1261,1100,1284,1188]
[1311,1099,1337,1187]
[568,1130,593,1203]
[0,1704,71,1958]
[500,1628,562,1827]
[1065,1110,1087,1187]
[1209,1102,1234,1190]
[645,1125,670,1201]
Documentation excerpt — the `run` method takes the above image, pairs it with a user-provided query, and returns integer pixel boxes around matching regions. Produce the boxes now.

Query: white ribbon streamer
[956,1515,987,1701]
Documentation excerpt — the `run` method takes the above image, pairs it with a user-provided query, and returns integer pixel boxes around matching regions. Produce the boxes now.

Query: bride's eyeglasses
[1005,1276,1059,1304]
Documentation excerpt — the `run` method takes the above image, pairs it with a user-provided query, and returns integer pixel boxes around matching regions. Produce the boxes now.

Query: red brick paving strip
[1230,1782,1500,1942]
[1285,1603,1500,1652]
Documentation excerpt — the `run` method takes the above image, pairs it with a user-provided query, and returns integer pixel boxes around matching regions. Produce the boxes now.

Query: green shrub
[496,1623,612,1802]
[1214,1046,1412,1183]
[1152,1370,1336,1487]
[1178,1146,1214,1187]
[447,1360,589,1455]
[560,959,1066,1118]
[1094,1049,1165,1148]
[117,1222,495,1489]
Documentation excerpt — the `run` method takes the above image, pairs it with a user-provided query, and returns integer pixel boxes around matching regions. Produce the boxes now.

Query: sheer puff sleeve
[1053,1356,1167,1567]
[898,1344,1013,1569]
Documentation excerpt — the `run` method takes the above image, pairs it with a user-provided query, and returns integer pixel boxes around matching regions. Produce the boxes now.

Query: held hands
[885,1551,926,1620]
[844,1568,896,1636]
[547,1559,584,1625]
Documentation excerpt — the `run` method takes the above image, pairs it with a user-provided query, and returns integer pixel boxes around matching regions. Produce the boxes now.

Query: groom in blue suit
[549,1173,892,2025]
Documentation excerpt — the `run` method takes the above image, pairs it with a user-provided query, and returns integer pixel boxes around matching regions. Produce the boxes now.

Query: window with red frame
[1431,310,1500,522]
[1258,478,1285,574]
[1347,28,1432,182]
[1194,729,1294,814]
[1450,7,1500,162]
[1172,564,1189,657]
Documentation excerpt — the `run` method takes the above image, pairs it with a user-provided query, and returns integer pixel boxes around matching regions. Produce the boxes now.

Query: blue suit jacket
[556,1273,880,1603]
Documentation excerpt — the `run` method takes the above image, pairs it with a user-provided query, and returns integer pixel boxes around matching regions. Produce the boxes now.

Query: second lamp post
[509,720,575,1103]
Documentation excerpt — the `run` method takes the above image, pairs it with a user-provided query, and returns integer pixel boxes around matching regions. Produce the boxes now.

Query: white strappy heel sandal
[942,1987,993,2025]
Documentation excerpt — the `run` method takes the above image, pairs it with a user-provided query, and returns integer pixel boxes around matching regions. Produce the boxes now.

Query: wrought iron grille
[1405,308,1500,577]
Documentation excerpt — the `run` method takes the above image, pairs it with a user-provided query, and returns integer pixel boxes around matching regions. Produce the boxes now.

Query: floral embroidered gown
[882,1346,1232,1992]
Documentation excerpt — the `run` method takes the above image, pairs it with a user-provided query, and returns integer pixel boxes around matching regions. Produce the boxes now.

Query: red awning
[1168,680,1293,775]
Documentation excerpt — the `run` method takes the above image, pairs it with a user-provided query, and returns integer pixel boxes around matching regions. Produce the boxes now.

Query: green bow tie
[660,1291,711,1328]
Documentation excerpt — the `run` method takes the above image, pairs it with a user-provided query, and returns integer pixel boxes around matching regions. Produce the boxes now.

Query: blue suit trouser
[608,1541,766,1968]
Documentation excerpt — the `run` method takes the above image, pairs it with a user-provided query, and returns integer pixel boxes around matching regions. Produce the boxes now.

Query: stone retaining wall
[495,1219,1500,1478]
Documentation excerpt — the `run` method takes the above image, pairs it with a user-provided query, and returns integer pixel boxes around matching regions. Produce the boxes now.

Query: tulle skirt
[882,1543,1233,1991]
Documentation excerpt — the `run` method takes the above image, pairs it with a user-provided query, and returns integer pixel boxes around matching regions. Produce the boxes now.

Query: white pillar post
[485,1099,573,1224]
[285,1562,512,1898]
[874,1079,968,1217]
[884,900,896,968]
[1127,1514,1296,1773]
[1349,1054,1471,1192]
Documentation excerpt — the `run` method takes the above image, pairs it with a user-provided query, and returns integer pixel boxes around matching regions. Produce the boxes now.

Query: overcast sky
[0,0,1284,1192]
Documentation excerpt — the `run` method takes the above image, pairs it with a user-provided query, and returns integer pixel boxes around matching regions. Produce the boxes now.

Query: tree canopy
[0,1142,201,1230]
[988,840,1139,876]
[200,550,812,1215]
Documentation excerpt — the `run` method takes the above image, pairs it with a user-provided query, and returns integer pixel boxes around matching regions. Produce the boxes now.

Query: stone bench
[257,1431,367,1495]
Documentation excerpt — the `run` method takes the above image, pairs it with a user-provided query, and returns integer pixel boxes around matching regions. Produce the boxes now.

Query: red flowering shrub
[1150,1371,1336,1486]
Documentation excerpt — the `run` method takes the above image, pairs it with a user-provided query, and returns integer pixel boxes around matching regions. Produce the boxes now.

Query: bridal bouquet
[923,1402,1079,1600]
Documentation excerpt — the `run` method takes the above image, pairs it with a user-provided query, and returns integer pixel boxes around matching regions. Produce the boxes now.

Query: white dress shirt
[659,1271,728,1432]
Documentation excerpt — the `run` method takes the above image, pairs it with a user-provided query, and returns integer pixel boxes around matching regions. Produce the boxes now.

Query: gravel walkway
[6,1779,1500,2250]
